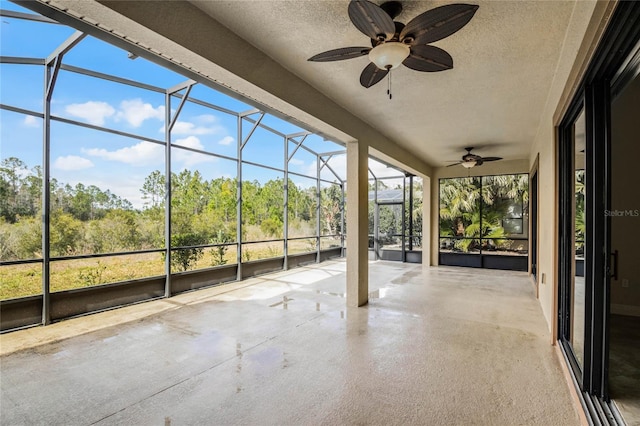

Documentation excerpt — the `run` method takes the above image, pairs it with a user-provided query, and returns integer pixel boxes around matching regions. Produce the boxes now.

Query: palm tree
[574,170,585,255]
[440,174,528,253]
[439,177,481,252]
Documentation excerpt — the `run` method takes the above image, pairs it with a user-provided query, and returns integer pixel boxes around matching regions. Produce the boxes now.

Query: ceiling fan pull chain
[387,70,392,100]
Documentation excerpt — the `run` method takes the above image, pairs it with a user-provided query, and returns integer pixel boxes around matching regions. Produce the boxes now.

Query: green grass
[0,241,331,300]
[0,263,41,299]
[0,253,168,299]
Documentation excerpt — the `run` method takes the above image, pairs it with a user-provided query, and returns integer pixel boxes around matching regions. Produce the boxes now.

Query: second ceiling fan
[308,0,479,89]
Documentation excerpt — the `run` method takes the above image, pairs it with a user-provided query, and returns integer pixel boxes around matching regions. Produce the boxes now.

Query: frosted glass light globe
[368,43,411,70]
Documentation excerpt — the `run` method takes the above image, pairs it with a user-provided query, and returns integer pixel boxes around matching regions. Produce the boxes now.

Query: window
[439,174,529,270]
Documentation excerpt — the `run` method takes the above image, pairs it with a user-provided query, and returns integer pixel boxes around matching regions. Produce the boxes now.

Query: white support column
[346,140,369,307]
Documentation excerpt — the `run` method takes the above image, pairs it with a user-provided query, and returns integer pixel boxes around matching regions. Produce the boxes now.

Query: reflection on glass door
[572,108,586,370]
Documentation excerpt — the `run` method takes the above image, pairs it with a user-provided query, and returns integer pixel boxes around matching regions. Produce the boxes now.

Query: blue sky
[1,0,404,208]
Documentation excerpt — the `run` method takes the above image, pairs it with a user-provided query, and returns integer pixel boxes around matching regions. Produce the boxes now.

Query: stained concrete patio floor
[0,260,579,425]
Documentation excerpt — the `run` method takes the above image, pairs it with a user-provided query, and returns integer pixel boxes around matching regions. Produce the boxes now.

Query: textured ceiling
[189,0,575,167]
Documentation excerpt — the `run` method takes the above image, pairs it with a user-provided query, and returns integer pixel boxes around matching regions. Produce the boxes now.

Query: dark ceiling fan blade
[403,45,453,72]
[360,62,388,88]
[446,162,463,167]
[348,0,396,41]
[308,47,371,62]
[480,156,502,162]
[400,4,479,45]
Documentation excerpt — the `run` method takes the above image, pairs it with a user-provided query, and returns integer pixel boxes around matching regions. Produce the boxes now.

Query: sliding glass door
[557,3,639,422]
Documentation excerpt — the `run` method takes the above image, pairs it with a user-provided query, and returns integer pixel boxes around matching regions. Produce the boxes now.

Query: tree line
[0,157,132,223]
[0,157,342,267]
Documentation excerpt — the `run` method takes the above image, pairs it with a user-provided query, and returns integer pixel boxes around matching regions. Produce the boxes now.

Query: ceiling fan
[447,147,502,168]
[308,0,479,92]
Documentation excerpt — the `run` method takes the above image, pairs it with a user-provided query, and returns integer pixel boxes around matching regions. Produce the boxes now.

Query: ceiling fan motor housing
[380,1,403,20]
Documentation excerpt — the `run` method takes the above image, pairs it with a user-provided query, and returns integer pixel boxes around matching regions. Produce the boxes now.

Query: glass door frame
[530,163,538,286]
[558,97,591,390]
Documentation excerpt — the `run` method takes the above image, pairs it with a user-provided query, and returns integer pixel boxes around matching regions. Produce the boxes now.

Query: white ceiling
[188,0,576,168]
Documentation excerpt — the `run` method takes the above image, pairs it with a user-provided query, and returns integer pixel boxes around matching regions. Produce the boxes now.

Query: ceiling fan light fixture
[461,160,477,169]
[368,42,410,70]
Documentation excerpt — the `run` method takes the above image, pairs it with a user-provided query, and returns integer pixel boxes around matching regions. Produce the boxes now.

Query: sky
[0,0,405,209]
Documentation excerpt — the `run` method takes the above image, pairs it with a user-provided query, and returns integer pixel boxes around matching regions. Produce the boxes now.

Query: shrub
[50,212,83,256]
[77,261,107,286]
[260,217,283,238]
[210,230,231,266]
[166,233,205,272]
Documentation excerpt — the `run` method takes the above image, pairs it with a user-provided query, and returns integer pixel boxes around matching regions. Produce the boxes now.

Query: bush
[50,212,83,256]
[260,217,283,238]
[0,216,41,260]
[210,230,230,266]
[87,210,140,253]
[166,232,205,272]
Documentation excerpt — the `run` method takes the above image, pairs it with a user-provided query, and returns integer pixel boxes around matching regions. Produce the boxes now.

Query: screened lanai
[368,168,423,263]
[0,3,421,331]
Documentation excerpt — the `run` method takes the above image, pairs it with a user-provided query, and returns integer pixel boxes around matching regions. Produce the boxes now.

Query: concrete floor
[1,260,579,425]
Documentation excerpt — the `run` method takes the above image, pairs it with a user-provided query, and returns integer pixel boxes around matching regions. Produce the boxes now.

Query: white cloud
[173,135,204,150]
[304,155,343,179]
[303,160,319,178]
[283,154,394,182]
[173,136,216,166]
[368,158,404,178]
[81,137,218,169]
[82,141,164,167]
[305,154,347,181]
[53,155,94,171]
[65,101,115,126]
[299,155,399,182]
[194,114,218,124]
[22,115,40,128]
[116,98,165,127]
[218,136,234,146]
[290,177,316,190]
[169,121,219,136]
